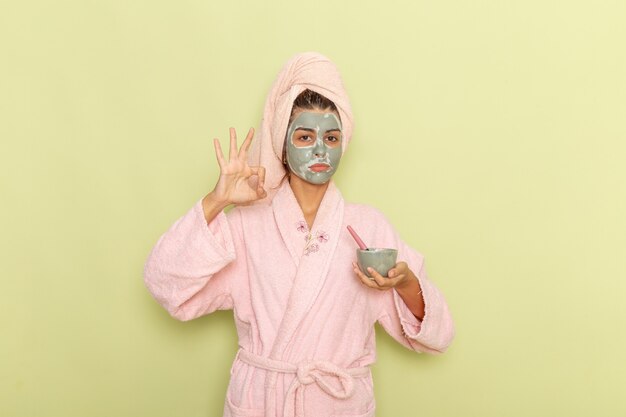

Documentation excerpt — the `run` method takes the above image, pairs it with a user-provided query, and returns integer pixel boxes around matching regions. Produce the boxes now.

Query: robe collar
[271,179,343,267]
[263,179,346,414]
[270,178,345,358]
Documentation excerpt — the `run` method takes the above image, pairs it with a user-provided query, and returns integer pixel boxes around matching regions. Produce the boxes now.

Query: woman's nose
[313,137,325,156]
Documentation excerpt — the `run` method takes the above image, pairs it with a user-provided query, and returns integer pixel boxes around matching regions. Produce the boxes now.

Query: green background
[2,1,624,416]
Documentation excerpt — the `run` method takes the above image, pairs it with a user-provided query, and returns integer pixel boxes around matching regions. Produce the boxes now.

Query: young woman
[144,52,455,417]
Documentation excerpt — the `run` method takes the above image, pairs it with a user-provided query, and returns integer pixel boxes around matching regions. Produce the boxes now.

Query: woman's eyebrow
[294,127,341,133]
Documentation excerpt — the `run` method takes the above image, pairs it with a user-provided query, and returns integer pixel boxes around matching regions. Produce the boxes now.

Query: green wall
[2,1,625,416]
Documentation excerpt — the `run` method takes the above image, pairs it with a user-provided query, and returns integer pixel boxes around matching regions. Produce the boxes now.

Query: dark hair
[288,89,339,124]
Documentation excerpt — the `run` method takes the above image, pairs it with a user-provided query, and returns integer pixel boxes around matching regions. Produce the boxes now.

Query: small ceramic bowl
[356,248,398,279]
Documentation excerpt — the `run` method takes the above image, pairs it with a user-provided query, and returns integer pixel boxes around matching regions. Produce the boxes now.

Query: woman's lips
[308,163,331,172]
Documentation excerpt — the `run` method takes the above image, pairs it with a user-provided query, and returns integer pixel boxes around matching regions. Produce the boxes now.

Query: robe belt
[236,348,370,417]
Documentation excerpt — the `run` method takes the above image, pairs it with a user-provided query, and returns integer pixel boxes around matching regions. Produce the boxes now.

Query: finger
[249,165,265,184]
[213,138,225,169]
[359,273,379,289]
[389,262,409,278]
[238,127,255,160]
[249,167,268,199]
[249,165,259,179]
[257,165,266,189]
[229,127,238,161]
[352,262,373,283]
[368,267,388,287]
[352,262,379,289]
[387,275,407,288]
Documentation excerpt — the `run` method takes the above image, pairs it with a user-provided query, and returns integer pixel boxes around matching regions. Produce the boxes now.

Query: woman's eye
[300,135,312,141]
[326,136,338,142]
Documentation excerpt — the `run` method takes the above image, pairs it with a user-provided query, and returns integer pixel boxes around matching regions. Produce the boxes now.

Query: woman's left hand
[352,261,412,291]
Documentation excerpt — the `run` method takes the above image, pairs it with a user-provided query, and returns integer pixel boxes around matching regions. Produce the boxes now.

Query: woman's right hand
[210,127,267,206]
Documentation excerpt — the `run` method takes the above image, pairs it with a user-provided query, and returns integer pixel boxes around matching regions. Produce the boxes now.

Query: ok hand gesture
[212,127,267,206]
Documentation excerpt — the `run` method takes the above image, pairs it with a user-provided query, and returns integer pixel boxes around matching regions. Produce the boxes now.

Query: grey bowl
[356,248,398,278]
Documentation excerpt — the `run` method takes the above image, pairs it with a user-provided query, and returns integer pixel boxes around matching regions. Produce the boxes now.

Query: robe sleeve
[143,198,245,321]
[374,211,456,355]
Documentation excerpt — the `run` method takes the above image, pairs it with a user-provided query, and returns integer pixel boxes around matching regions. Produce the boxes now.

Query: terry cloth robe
[143,179,455,417]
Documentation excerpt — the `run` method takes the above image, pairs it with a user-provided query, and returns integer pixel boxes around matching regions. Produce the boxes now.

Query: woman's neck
[288,175,330,229]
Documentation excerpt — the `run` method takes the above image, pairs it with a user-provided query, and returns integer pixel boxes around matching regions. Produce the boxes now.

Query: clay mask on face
[285,111,343,185]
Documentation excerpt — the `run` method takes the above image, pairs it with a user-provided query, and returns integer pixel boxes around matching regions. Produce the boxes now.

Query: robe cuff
[392,272,431,341]
[392,286,423,340]
[392,270,454,354]
[192,198,236,264]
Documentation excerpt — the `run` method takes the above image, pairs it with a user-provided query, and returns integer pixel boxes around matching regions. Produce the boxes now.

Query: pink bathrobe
[143,179,455,417]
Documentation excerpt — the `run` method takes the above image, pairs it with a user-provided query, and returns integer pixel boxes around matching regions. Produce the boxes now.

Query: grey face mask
[285,111,343,185]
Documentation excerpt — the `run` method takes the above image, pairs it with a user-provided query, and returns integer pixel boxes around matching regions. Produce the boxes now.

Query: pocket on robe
[224,394,264,417]
[225,360,264,417]
[330,408,376,417]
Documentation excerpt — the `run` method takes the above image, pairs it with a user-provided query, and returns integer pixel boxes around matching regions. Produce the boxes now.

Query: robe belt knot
[295,360,354,398]
[236,348,370,417]
[296,363,316,385]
